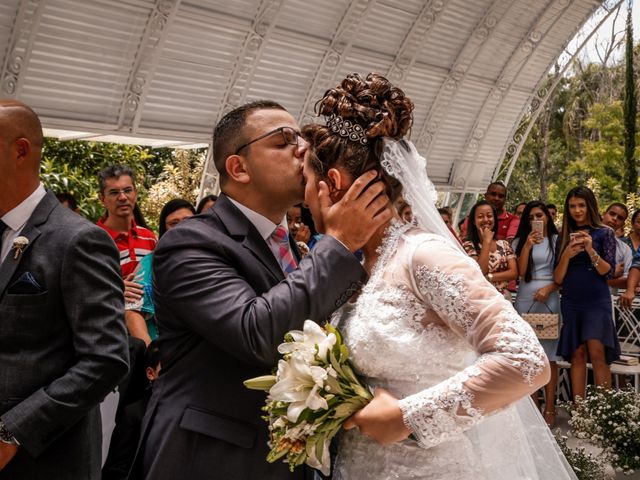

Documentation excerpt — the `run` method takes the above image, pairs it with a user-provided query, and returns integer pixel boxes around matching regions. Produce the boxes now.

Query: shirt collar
[97,217,139,239]
[1,183,47,231]
[227,197,288,240]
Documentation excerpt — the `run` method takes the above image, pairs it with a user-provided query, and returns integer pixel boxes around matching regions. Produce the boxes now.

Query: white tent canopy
[0,0,612,199]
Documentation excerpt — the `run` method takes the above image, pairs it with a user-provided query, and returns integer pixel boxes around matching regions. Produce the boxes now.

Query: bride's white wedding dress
[333,221,576,480]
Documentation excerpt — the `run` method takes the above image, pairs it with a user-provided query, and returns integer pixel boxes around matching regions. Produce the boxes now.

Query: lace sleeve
[596,227,616,278]
[397,235,549,449]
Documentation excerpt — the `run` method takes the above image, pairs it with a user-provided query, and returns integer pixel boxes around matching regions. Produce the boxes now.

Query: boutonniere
[12,236,29,259]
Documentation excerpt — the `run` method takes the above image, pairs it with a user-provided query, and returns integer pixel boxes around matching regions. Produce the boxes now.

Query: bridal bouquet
[244,320,372,475]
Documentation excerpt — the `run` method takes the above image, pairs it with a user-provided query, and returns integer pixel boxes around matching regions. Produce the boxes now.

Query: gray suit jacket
[0,192,129,480]
[140,194,366,480]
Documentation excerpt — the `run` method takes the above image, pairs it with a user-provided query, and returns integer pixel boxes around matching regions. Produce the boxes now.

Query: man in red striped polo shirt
[96,165,157,278]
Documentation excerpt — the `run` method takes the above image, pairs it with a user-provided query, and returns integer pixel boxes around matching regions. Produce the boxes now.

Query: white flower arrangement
[565,386,640,476]
[244,320,372,475]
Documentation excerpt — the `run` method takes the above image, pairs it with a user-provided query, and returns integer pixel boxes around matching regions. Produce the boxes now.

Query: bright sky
[567,0,638,67]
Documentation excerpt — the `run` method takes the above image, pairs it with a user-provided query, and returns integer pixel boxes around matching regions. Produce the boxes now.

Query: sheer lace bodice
[332,222,572,480]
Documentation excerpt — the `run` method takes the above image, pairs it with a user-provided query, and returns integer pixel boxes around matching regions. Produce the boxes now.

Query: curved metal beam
[414,0,515,154]
[215,0,285,123]
[385,0,447,87]
[117,0,182,132]
[451,0,574,190]
[200,0,286,196]
[496,0,624,185]
[1,0,48,97]
[298,0,376,125]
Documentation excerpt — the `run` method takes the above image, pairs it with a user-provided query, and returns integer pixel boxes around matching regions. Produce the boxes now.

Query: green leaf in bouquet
[325,374,344,395]
[266,444,289,464]
[339,343,350,362]
[244,375,277,391]
[351,382,373,400]
[314,432,327,469]
[328,348,346,378]
[340,363,360,385]
[332,397,369,418]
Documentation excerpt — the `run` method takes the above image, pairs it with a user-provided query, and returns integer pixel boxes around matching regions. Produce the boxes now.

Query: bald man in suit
[0,100,129,479]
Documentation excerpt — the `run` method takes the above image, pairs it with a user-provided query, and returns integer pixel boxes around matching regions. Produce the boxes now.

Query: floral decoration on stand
[12,236,29,259]
[244,320,372,475]
[564,385,640,476]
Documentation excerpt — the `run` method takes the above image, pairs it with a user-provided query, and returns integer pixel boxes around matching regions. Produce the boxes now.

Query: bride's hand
[343,388,412,444]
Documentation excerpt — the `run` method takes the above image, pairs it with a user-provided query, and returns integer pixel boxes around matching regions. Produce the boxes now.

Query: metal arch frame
[297,0,376,125]
[200,0,286,199]
[215,0,285,123]
[494,0,624,186]
[385,0,447,87]
[197,145,216,199]
[0,0,48,98]
[414,0,513,156]
[451,0,574,191]
[117,0,182,133]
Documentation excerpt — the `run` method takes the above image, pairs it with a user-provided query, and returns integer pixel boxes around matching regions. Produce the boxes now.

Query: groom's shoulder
[155,209,235,254]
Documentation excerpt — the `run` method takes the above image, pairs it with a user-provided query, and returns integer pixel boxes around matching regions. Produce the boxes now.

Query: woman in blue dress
[513,201,559,425]
[553,186,620,401]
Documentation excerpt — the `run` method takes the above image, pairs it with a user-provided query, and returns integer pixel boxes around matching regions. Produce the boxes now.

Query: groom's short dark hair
[212,100,285,186]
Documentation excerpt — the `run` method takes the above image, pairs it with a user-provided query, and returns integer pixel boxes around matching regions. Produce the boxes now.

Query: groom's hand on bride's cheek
[320,170,394,252]
[343,388,412,444]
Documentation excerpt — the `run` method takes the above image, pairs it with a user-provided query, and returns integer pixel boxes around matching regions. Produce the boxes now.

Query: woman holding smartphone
[553,186,620,401]
[513,201,559,425]
[463,200,518,298]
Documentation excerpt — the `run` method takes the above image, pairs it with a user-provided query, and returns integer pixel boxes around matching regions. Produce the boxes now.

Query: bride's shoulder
[403,227,457,249]
[401,228,477,268]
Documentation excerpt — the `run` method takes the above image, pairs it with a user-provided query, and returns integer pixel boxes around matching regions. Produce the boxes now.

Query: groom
[139,101,392,479]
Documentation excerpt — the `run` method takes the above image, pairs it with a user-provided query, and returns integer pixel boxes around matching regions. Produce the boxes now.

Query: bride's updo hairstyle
[302,73,414,201]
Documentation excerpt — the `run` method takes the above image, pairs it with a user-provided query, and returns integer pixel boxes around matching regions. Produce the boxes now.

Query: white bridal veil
[379,138,577,480]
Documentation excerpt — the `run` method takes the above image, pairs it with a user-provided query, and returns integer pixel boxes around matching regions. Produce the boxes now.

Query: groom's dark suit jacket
[0,192,130,479]
[139,194,366,480]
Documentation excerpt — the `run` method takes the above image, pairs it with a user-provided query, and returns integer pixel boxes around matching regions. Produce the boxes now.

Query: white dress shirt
[1,183,47,263]
[227,197,292,273]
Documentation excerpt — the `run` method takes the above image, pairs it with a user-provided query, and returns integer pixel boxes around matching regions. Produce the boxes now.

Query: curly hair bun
[316,73,414,140]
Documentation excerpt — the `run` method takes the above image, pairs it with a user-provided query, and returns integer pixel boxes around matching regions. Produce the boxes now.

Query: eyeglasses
[235,126,302,154]
[105,187,136,198]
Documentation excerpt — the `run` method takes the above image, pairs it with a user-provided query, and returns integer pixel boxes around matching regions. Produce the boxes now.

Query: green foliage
[506,44,640,214]
[139,149,205,231]
[565,385,640,475]
[624,2,637,193]
[40,138,174,222]
[554,434,608,480]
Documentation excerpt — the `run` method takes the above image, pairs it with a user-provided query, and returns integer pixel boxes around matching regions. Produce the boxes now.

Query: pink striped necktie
[271,225,297,274]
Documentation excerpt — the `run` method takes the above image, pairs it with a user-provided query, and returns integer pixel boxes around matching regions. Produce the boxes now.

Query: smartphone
[531,220,543,234]
[569,232,583,244]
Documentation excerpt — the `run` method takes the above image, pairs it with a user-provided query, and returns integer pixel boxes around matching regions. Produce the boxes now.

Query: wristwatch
[487,273,494,282]
[0,421,19,446]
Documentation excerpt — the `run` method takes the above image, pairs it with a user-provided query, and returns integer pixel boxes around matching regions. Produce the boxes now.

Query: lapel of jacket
[0,191,55,295]
[214,194,284,283]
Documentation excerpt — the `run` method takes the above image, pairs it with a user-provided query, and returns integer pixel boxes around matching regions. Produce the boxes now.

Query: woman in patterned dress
[462,200,518,299]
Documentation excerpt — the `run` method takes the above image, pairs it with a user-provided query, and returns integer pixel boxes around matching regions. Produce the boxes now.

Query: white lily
[269,352,329,422]
[277,320,336,362]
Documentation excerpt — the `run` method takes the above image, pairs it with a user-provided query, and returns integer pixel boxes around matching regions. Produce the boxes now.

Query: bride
[301,73,576,479]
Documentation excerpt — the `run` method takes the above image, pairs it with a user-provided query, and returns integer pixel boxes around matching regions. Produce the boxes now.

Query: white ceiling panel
[0,0,609,193]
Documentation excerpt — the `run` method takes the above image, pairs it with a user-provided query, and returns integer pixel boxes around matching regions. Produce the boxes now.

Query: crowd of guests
[2,95,634,478]
[422,181,634,428]
[55,170,636,439]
